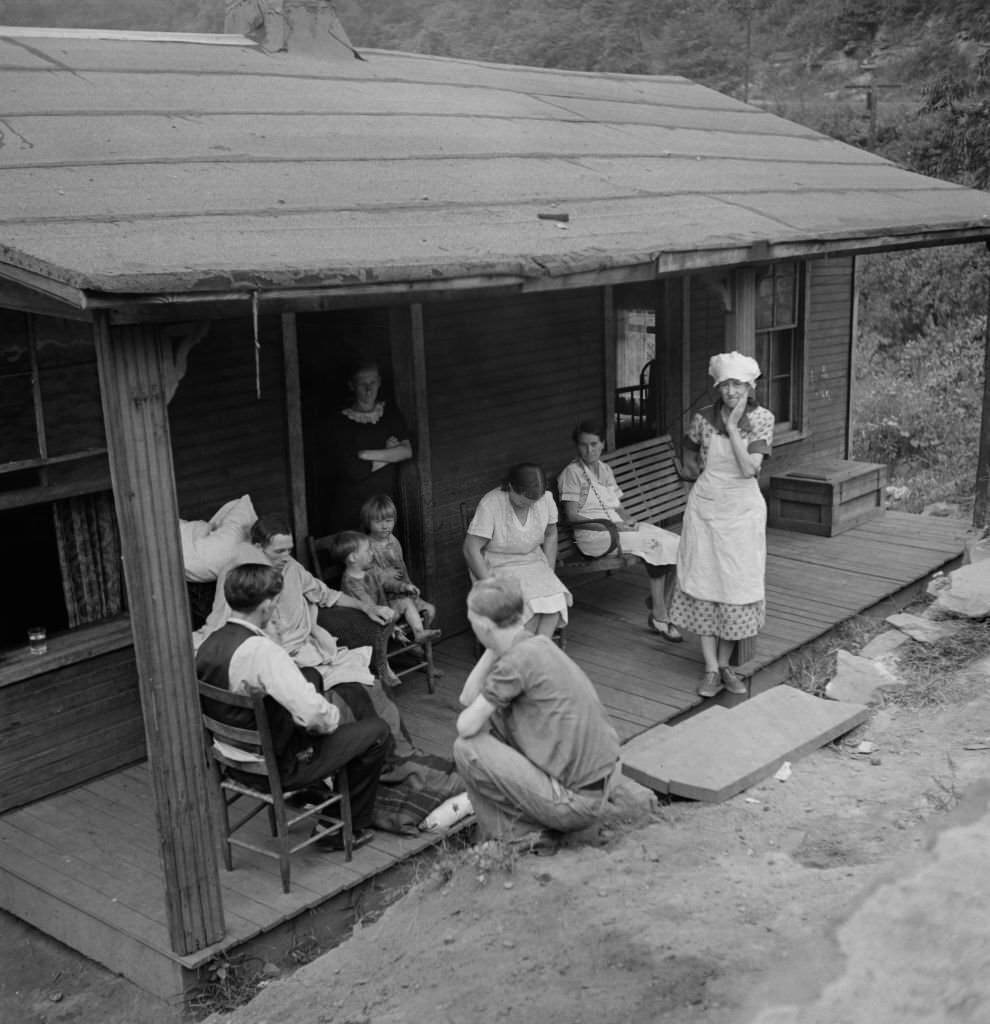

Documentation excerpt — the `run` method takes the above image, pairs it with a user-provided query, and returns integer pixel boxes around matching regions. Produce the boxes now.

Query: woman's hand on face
[727,394,748,429]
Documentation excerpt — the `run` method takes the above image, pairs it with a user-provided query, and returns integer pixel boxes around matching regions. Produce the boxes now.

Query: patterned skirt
[669,588,764,641]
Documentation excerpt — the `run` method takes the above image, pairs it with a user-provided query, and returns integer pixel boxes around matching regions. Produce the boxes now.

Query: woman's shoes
[720,666,747,695]
[649,617,683,643]
[697,670,721,698]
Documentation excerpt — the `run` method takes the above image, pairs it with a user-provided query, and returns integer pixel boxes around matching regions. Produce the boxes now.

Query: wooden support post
[603,286,617,449]
[724,267,757,356]
[681,276,692,431]
[94,316,225,955]
[389,304,435,590]
[974,254,990,529]
[281,313,309,556]
[845,258,858,460]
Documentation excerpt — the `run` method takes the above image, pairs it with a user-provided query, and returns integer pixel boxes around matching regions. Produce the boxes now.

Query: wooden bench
[555,434,755,668]
[555,434,688,575]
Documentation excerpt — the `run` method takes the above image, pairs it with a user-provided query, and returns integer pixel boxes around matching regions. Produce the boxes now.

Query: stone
[885,612,961,644]
[825,649,903,704]
[931,562,990,619]
[859,629,911,659]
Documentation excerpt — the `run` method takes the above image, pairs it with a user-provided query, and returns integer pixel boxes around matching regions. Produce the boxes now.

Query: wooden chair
[198,681,353,893]
[306,534,438,693]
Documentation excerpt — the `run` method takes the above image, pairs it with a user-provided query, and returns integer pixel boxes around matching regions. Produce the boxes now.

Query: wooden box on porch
[768,458,887,537]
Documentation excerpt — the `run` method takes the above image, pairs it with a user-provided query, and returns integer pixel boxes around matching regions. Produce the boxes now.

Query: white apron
[677,433,766,605]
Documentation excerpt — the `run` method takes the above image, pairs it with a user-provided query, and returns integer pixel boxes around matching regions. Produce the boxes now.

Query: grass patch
[187,953,269,1018]
[785,614,887,697]
[885,618,990,709]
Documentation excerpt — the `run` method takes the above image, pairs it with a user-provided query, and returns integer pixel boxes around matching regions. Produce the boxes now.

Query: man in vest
[196,562,391,849]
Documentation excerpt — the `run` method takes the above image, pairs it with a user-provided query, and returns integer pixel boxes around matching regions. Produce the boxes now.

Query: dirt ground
[5,642,990,1024]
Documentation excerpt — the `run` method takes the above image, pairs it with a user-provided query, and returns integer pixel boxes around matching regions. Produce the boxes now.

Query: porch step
[620,686,869,802]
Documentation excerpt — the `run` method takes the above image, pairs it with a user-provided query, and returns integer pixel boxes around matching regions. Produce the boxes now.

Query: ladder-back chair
[306,534,438,692]
[198,681,353,893]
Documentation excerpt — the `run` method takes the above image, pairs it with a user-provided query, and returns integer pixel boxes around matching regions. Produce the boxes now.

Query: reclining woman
[557,420,681,641]
[463,463,572,639]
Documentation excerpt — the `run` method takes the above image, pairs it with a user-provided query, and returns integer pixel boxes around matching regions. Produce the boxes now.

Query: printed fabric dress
[670,406,775,640]
[467,489,573,624]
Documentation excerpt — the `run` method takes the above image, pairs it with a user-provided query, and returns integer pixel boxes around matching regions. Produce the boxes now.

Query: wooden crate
[768,458,887,537]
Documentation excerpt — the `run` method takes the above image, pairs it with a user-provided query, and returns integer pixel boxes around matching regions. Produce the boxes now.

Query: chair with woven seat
[198,680,353,893]
[306,533,438,693]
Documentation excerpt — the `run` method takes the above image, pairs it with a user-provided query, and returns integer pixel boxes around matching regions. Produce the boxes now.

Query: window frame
[754,261,806,438]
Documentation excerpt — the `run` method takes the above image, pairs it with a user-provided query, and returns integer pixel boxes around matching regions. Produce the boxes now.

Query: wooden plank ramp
[621,687,870,801]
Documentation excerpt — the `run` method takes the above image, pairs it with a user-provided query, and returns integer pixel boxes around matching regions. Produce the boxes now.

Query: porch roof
[2,27,990,309]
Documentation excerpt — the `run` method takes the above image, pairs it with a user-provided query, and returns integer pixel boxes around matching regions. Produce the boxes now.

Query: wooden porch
[0,511,968,1002]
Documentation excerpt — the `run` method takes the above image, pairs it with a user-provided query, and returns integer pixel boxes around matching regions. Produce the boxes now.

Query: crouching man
[453,576,620,852]
[196,563,391,849]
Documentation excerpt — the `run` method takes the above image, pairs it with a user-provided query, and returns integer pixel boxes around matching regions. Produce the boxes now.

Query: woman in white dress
[463,464,572,638]
[669,352,775,698]
[557,421,682,641]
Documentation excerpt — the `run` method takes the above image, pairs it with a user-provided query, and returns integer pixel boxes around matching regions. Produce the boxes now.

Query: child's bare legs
[393,596,441,643]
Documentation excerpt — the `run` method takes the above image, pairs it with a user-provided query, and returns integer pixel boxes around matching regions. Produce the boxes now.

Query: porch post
[603,286,617,449]
[94,315,225,955]
[724,267,757,356]
[389,304,436,589]
[974,253,990,528]
[281,313,309,556]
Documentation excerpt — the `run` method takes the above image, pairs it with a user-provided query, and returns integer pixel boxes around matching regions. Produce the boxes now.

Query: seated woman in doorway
[463,463,572,639]
[557,420,682,642]
[669,352,775,698]
[326,359,413,532]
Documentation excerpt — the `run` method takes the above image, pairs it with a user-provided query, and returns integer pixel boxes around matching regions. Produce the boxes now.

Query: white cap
[708,351,761,386]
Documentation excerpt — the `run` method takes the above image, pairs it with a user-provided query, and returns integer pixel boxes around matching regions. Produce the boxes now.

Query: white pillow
[181,494,258,582]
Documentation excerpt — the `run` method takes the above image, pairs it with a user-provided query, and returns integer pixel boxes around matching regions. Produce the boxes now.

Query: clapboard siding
[0,646,143,813]
[425,289,604,629]
[169,317,290,522]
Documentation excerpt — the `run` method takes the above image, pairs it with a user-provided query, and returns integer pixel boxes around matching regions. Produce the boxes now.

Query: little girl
[360,494,440,644]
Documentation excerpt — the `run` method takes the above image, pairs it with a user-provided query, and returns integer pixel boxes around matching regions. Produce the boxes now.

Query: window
[1,310,107,477]
[614,282,663,447]
[1,311,123,651]
[754,262,803,433]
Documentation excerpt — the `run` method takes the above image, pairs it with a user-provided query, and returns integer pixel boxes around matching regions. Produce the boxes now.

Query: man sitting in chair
[195,513,410,753]
[196,563,391,849]
[454,576,621,855]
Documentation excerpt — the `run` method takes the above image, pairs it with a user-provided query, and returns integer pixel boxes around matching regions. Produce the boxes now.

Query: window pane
[773,331,793,378]
[774,265,796,327]
[0,311,37,464]
[770,377,790,422]
[756,274,774,329]
[34,318,106,456]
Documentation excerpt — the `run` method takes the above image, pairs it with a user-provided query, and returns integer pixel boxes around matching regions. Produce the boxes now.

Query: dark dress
[325,402,410,532]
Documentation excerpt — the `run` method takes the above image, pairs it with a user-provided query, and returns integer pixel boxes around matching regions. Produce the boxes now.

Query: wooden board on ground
[621,686,869,802]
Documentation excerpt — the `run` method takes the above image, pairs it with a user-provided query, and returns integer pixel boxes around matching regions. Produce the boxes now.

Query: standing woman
[669,352,775,698]
[327,360,412,532]
[463,463,572,638]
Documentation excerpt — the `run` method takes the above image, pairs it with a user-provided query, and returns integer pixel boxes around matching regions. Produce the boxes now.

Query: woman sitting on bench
[558,420,681,642]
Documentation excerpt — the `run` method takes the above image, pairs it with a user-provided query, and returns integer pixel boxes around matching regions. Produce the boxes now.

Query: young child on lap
[360,494,440,645]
